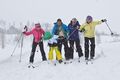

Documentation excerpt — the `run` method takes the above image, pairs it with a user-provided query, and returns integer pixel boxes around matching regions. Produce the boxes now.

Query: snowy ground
[0,35,120,80]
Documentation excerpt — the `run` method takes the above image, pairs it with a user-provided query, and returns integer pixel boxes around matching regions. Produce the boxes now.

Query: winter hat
[35,23,41,28]
[86,15,93,23]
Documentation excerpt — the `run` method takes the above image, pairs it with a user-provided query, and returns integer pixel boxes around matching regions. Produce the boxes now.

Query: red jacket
[24,27,45,43]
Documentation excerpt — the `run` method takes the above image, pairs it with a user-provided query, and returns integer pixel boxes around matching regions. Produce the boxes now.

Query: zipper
[36,29,40,43]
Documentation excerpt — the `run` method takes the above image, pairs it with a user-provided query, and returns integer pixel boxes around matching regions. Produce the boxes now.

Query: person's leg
[69,40,74,59]
[75,40,83,58]
[57,39,62,53]
[48,47,54,60]
[90,38,95,59]
[56,39,62,60]
[63,39,69,60]
[30,42,37,63]
[84,37,89,60]
[39,41,47,61]
[55,47,62,61]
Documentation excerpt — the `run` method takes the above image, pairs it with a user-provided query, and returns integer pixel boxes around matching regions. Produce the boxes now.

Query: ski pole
[11,33,23,56]
[67,29,78,52]
[19,35,24,62]
[19,25,28,62]
[67,29,77,40]
[105,21,114,35]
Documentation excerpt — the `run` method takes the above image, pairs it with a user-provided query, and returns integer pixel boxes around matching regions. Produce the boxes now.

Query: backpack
[43,31,53,40]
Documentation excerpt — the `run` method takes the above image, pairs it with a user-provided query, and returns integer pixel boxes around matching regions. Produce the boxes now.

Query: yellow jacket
[80,21,102,38]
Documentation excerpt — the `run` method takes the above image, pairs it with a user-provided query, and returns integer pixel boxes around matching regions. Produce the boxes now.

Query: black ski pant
[57,38,69,60]
[84,37,95,59]
[69,40,83,59]
[30,41,47,63]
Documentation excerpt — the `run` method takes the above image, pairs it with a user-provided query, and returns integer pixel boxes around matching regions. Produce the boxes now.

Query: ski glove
[101,19,107,22]
[76,26,80,29]
[80,28,85,32]
[22,31,26,34]
[24,25,28,31]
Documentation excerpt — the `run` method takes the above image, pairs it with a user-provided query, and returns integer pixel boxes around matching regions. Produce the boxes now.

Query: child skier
[23,23,47,65]
[48,35,63,64]
[79,15,107,61]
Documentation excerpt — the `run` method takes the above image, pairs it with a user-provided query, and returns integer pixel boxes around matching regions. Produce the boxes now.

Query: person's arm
[64,24,70,33]
[41,28,45,35]
[76,21,80,29]
[68,24,71,31]
[41,28,45,40]
[23,29,33,36]
[52,24,56,35]
[79,24,85,32]
[93,21,102,26]
[93,19,107,26]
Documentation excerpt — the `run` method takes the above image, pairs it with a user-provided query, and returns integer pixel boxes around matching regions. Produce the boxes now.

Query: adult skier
[80,15,107,61]
[52,19,69,60]
[68,18,83,60]
[23,23,47,64]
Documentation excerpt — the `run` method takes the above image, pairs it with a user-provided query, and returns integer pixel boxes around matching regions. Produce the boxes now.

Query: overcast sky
[0,0,120,31]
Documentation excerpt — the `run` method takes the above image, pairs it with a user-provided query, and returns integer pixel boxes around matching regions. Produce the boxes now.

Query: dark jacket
[68,21,80,40]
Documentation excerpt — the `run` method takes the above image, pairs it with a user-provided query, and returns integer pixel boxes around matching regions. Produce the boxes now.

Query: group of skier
[23,15,107,65]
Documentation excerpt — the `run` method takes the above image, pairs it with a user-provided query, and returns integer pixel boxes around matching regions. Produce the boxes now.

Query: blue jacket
[68,21,80,40]
[52,22,69,38]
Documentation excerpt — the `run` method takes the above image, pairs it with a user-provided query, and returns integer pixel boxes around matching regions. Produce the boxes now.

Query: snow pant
[57,38,69,60]
[69,40,83,59]
[48,47,62,60]
[30,41,47,63]
[84,37,95,59]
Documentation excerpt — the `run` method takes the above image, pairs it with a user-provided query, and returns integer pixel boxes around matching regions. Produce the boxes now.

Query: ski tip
[32,66,35,68]
[28,66,35,68]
